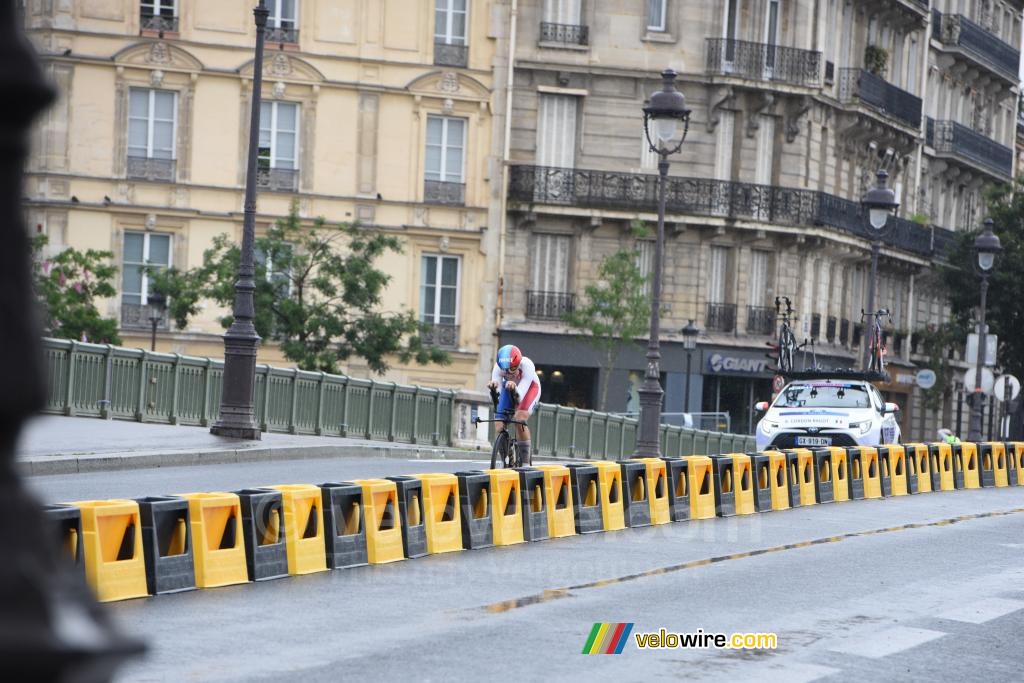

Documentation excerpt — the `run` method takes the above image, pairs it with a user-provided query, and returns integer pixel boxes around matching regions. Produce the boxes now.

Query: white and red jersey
[491,356,541,412]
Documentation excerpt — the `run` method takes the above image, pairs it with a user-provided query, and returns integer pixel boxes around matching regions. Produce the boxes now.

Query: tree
[562,233,651,411]
[30,235,122,345]
[150,204,450,374]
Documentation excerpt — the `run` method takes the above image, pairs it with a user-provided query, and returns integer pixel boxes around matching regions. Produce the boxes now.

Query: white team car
[754,379,901,451]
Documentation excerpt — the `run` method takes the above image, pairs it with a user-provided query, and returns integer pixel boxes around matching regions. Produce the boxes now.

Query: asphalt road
[26,461,1024,682]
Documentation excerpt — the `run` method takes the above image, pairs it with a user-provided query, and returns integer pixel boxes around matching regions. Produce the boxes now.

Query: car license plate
[796,436,831,446]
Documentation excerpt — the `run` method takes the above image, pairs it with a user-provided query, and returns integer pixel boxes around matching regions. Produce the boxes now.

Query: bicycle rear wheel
[491,430,514,469]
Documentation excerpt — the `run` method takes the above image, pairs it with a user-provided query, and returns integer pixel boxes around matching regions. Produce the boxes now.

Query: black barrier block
[978,443,996,487]
[566,464,604,534]
[455,471,494,549]
[1006,443,1020,486]
[385,476,428,558]
[904,448,919,494]
[950,444,966,489]
[877,447,894,497]
[783,451,803,508]
[811,449,835,504]
[845,449,865,500]
[749,454,773,511]
[235,488,289,581]
[135,496,196,595]
[927,445,945,491]
[43,503,84,572]
[619,461,651,527]
[515,468,549,542]
[661,457,690,521]
[318,483,369,569]
[709,455,737,517]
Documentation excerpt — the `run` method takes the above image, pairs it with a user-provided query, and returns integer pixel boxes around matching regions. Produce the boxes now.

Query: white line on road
[938,598,1024,624]
[827,626,946,659]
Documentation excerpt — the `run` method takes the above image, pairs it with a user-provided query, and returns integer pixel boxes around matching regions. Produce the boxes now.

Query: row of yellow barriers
[45,442,1024,602]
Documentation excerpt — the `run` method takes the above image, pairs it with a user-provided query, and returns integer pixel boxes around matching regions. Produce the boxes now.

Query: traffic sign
[772,374,786,393]
[915,369,936,390]
[963,367,996,394]
[993,374,1020,402]
[965,333,998,366]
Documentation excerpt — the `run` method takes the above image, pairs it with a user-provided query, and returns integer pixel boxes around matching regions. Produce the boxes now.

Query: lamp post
[634,69,691,458]
[210,0,268,440]
[147,292,166,352]
[967,218,1002,442]
[682,319,699,415]
[859,169,899,371]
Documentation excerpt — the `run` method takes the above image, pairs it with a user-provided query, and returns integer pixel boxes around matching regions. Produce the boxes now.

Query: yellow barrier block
[589,461,626,531]
[179,493,249,589]
[765,451,789,510]
[725,454,756,515]
[412,473,463,554]
[826,447,850,502]
[789,448,817,506]
[536,465,576,538]
[70,499,149,602]
[932,443,955,491]
[905,444,931,493]
[351,479,405,564]
[267,485,327,576]
[635,458,671,524]
[485,469,524,546]
[1010,442,1024,486]
[960,442,981,489]
[682,456,715,519]
[857,447,883,499]
[887,446,909,496]
[991,443,1009,487]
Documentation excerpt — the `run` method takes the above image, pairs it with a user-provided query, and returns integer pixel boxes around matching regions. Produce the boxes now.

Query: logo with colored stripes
[582,623,634,654]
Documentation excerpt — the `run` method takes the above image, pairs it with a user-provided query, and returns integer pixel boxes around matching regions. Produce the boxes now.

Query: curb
[20,443,486,476]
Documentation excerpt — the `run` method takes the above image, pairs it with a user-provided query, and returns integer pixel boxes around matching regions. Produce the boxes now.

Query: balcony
[526,290,575,320]
[256,167,298,192]
[140,13,178,34]
[508,165,940,258]
[838,68,922,129]
[424,180,465,205]
[706,303,737,334]
[434,41,468,68]
[932,11,1020,83]
[746,305,775,336]
[127,156,175,182]
[926,118,1013,180]
[539,22,588,47]
[705,38,821,88]
[420,323,459,349]
[121,302,169,331]
[266,26,299,45]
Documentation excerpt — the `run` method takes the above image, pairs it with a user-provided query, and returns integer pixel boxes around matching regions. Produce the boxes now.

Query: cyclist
[487,344,540,466]
[937,428,961,445]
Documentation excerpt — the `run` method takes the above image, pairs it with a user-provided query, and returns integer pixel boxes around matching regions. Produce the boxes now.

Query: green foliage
[909,212,931,226]
[150,203,450,374]
[30,235,122,345]
[562,245,651,410]
[916,322,965,411]
[864,45,888,76]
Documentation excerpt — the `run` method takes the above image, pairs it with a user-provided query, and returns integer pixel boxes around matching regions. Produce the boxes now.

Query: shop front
[700,348,774,435]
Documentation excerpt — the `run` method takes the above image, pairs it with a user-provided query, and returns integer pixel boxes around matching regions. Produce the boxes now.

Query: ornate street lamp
[211,0,268,439]
[147,291,166,352]
[681,319,699,415]
[634,69,691,458]
[967,218,1002,441]
[859,169,899,370]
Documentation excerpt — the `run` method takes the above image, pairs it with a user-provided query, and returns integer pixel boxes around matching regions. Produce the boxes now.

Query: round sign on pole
[964,367,996,395]
[915,369,937,390]
[772,374,786,393]
[993,374,1021,402]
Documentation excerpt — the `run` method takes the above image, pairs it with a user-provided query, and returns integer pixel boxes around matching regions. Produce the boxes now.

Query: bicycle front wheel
[491,430,513,469]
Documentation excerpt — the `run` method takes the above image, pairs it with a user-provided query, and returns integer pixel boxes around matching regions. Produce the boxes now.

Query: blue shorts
[496,381,540,419]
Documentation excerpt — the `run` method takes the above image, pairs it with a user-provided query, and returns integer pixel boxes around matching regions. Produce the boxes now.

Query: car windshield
[773,383,872,409]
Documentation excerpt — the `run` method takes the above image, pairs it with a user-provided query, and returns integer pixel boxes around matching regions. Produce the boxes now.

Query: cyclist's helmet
[496,344,522,372]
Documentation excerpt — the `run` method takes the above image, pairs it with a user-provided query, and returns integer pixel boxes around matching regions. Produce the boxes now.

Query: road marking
[938,598,1024,624]
[481,507,1024,614]
[827,626,945,659]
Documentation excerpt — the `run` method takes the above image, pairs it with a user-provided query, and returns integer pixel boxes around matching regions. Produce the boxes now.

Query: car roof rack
[780,369,889,383]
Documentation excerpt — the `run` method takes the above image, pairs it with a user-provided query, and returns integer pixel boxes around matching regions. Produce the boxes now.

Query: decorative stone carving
[438,72,460,93]
[150,69,164,87]
[784,96,813,143]
[272,81,286,99]
[145,213,157,230]
[146,41,171,65]
[439,236,450,252]
[706,85,734,132]
[269,53,292,77]
[441,97,454,115]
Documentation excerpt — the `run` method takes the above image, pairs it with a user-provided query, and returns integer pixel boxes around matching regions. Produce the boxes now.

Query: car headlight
[849,420,872,435]
[760,420,780,435]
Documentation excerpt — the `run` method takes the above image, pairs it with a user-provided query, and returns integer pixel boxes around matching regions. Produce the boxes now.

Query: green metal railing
[42,339,454,445]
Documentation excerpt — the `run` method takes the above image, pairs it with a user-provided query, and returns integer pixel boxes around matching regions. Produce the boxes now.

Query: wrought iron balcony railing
[127,156,175,182]
[266,26,299,44]
[932,10,1020,82]
[706,303,737,334]
[838,68,922,129]
[705,38,821,88]
[746,305,775,335]
[420,323,459,349]
[140,14,178,33]
[539,22,588,46]
[926,118,1013,180]
[256,167,298,192]
[121,303,169,331]
[424,180,465,205]
[434,41,468,68]
[526,290,575,320]
[508,165,938,258]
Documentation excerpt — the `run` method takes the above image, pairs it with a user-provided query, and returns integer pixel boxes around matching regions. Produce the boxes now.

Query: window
[709,246,729,303]
[755,115,774,185]
[714,110,734,180]
[435,0,467,45]
[544,0,582,24]
[122,231,171,306]
[140,0,176,18]
[537,94,578,168]
[258,101,298,170]
[267,0,297,29]
[255,244,292,294]
[748,250,769,307]
[764,0,780,70]
[646,0,666,31]
[636,240,655,294]
[420,255,460,326]
[640,131,657,170]
[424,115,466,204]
[129,88,175,161]
[530,233,571,293]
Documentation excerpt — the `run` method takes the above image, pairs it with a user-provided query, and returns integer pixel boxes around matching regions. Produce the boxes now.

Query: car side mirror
[883,402,899,415]
[754,401,769,412]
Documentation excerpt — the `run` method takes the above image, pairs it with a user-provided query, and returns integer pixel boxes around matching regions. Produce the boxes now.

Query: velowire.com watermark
[583,624,777,654]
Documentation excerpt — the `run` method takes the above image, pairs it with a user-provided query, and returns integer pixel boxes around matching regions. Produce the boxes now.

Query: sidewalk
[17,415,481,476]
